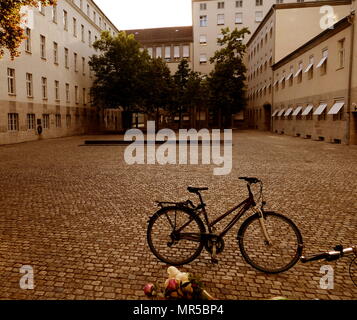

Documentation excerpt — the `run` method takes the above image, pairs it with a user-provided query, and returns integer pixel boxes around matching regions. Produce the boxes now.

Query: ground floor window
[66,114,71,128]
[27,113,35,130]
[43,114,50,129]
[56,114,61,128]
[8,113,19,131]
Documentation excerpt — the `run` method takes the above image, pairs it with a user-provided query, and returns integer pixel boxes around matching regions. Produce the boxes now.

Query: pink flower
[166,279,179,291]
[144,283,155,297]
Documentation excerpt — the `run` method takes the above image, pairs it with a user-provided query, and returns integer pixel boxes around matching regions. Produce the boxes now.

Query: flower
[143,283,155,297]
[166,278,179,291]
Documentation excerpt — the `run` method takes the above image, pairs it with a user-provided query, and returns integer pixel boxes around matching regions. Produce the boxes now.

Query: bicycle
[147,177,304,274]
[301,245,357,287]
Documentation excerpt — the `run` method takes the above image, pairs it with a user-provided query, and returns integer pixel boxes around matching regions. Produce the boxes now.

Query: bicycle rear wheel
[147,206,205,266]
[238,211,303,274]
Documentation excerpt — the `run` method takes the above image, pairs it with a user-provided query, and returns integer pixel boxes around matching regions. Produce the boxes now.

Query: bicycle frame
[182,183,264,239]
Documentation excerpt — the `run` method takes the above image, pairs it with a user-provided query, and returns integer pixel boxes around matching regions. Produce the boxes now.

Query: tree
[89,31,151,129]
[207,27,250,128]
[141,57,174,128]
[172,59,191,128]
[0,0,56,59]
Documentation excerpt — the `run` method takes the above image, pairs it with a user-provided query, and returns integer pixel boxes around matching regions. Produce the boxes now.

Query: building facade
[0,0,118,145]
[246,0,352,132]
[272,12,357,144]
[191,0,334,75]
[126,26,194,74]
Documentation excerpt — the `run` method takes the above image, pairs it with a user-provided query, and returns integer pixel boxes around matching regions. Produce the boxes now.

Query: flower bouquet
[144,267,216,300]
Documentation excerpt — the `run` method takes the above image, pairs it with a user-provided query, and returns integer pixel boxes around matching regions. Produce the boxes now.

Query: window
[40,35,46,59]
[302,104,314,120]
[74,53,78,71]
[88,30,92,46]
[43,114,50,129]
[7,68,16,95]
[200,54,207,64]
[63,10,68,30]
[56,114,61,128]
[218,2,225,9]
[165,46,171,61]
[81,25,85,42]
[288,66,294,86]
[200,3,207,10]
[66,114,71,128]
[83,88,87,105]
[255,11,263,22]
[65,83,70,102]
[73,18,77,37]
[200,15,208,27]
[296,62,303,83]
[99,17,102,28]
[317,49,328,75]
[183,45,190,58]
[314,103,328,120]
[236,0,243,8]
[64,48,69,68]
[26,73,33,97]
[38,2,45,15]
[217,14,225,25]
[93,11,97,24]
[75,86,79,104]
[329,101,345,121]
[256,0,263,6]
[55,80,60,101]
[235,12,243,24]
[8,113,19,131]
[25,28,31,52]
[53,42,58,64]
[27,114,35,130]
[156,47,162,58]
[338,39,345,69]
[41,77,47,99]
[305,56,314,79]
[200,35,207,45]
[82,57,86,75]
[52,5,57,23]
[174,46,180,59]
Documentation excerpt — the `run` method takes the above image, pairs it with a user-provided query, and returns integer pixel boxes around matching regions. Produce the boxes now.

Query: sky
[94,0,193,30]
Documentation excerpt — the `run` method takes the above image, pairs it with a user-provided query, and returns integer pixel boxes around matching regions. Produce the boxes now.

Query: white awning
[314,103,328,115]
[273,80,279,86]
[304,63,314,73]
[292,106,303,116]
[278,109,286,117]
[328,101,345,115]
[302,104,314,116]
[316,56,328,68]
[284,108,294,116]
[272,110,280,117]
[279,75,286,84]
[294,68,302,78]
[286,73,294,81]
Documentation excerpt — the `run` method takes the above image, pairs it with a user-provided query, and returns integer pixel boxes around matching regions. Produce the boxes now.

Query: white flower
[167,266,180,279]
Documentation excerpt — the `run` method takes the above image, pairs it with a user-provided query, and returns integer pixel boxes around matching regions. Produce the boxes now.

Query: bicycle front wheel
[147,206,205,266]
[238,211,303,274]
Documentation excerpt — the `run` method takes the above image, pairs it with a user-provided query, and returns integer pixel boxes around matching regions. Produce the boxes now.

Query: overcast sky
[94,0,192,30]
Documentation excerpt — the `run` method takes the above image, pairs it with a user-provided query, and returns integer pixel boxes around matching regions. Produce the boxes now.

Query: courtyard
[0,130,356,300]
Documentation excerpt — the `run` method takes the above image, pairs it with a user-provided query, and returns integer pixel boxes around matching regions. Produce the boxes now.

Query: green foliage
[0,0,57,59]
[207,27,250,127]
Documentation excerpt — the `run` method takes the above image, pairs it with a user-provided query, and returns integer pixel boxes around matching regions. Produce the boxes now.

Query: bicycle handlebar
[301,246,356,263]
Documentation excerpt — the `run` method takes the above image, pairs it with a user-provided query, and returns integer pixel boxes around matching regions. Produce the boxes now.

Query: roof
[272,13,354,70]
[247,0,352,47]
[125,26,193,44]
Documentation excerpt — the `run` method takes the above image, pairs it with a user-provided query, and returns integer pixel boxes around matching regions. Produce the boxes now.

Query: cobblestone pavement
[0,131,356,300]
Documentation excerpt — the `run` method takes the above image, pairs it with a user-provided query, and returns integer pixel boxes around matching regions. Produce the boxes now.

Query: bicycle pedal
[211,258,219,265]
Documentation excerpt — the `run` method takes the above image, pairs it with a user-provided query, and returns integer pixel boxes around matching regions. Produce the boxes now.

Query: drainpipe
[347,12,355,145]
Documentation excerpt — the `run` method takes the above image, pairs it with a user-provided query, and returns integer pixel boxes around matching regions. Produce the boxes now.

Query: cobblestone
[0,131,356,300]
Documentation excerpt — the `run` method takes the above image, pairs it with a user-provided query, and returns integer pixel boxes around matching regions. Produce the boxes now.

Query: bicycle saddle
[239,177,261,184]
[187,187,209,194]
